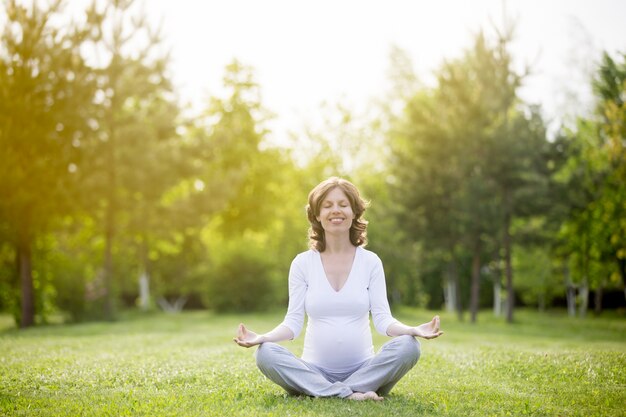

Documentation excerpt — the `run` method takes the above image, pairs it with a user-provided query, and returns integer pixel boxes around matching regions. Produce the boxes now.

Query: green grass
[0,308,624,417]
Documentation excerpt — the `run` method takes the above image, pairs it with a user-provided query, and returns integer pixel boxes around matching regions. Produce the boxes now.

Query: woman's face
[316,187,355,234]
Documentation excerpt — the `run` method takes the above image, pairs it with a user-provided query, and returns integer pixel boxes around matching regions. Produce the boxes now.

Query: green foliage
[553,51,626,313]
[78,0,181,321]
[206,243,278,313]
[359,174,427,308]
[0,309,624,416]
[0,1,96,232]
[388,28,553,321]
[45,217,106,322]
[0,0,98,327]
[592,53,626,287]
[0,243,18,322]
[512,244,561,309]
[164,59,308,313]
[0,0,184,324]
[0,0,624,327]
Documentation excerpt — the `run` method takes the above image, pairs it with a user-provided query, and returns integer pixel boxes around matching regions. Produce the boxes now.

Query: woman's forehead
[322,187,350,201]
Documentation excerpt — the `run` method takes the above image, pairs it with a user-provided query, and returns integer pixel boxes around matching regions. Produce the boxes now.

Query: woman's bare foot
[348,391,383,401]
[348,392,366,400]
[364,391,384,401]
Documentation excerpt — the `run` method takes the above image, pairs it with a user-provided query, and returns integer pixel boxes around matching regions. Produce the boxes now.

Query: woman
[233,177,443,401]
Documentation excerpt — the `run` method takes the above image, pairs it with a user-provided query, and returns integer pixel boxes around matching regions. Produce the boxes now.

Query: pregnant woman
[234,177,443,400]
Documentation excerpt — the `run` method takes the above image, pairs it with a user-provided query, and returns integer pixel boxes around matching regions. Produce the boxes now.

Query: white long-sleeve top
[280,246,399,374]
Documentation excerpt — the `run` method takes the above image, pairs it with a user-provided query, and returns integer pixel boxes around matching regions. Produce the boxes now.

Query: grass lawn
[0,308,625,416]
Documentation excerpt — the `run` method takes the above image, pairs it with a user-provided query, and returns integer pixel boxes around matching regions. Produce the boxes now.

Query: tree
[389,29,551,323]
[148,60,309,312]
[554,52,626,316]
[592,52,626,304]
[390,86,467,320]
[78,0,179,319]
[0,0,96,327]
[208,61,284,236]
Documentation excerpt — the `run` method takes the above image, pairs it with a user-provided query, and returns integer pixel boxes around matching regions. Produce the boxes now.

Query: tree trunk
[157,296,188,313]
[503,209,514,323]
[138,238,151,311]
[492,250,502,317]
[17,235,35,328]
[139,271,150,311]
[578,223,590,318]
[450,258,463,321]
[103,210,115,321]
[566,285,577,317]
[470,240,481,323]
[493,280,501,316]
[564,263,576,317]
[594,282,604,315]
[102,151,116,321]
[538,292,546,312]
[102,53,121,322]
[444,261,456,314]
[102,89,118,321]
[618,258,626,304]
[578,278,589,318]
[444,280,455,313]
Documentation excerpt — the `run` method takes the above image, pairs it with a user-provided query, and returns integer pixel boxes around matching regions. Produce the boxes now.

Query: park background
[0,1,625,415]
[1,0,625,326]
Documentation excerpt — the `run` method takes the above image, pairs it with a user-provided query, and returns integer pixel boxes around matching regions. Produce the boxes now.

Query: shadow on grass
[254,391,438,413]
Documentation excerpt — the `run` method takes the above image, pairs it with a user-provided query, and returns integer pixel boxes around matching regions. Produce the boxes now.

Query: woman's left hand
[233,323,265,348]
[412,315,443,339]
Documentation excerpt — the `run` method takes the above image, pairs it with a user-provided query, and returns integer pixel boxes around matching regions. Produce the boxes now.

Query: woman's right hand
[233,323,265,348]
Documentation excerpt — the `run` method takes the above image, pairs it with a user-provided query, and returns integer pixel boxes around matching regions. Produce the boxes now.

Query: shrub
[206,244,278,313]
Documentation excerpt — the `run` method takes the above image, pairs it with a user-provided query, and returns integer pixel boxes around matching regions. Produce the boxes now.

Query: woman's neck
[323,234,355,254]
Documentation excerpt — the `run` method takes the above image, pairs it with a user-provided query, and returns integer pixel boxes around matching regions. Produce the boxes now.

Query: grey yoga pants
[254,335,421,398]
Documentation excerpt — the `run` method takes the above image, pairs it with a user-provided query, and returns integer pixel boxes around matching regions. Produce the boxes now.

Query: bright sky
[136,1,626,142]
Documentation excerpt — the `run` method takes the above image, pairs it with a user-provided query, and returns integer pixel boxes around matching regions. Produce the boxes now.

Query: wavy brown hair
[306,177,369,252]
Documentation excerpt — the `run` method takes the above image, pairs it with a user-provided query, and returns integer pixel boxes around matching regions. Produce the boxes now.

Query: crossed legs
[255,335,420,399]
